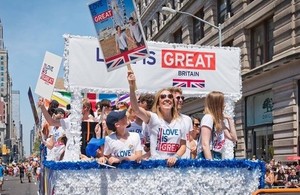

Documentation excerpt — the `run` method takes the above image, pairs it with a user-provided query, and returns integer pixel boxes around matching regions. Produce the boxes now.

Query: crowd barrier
[252,188,300,195]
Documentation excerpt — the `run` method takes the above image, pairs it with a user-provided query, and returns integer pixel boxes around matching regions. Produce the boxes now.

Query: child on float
[98,110,142,165]
[127,70,186,166]
[196,91,237,160]
[80,138,105,160]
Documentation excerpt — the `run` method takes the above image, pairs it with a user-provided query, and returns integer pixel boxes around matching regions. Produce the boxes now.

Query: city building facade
[12,90,23,161]
[137,0,300,162]
[0,19,23,162]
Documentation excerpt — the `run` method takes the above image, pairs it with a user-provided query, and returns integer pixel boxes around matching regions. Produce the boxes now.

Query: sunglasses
[175,96,185,101]
[193,123,200,127]
[160,94,173,99]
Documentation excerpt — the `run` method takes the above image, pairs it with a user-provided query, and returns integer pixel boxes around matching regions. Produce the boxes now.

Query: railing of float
[252,188,300,195]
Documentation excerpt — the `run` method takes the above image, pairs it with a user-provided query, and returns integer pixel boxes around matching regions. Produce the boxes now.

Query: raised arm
[127,70,151,123]
[37,98,61,127]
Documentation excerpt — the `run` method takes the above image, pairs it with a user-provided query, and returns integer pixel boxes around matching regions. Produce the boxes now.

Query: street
[0,175,38,195]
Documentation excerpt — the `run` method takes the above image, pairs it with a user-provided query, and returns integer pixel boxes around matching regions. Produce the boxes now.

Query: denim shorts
[197,151,222,160]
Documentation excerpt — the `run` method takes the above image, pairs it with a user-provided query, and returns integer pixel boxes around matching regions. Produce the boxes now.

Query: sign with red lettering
[88,0,149,72]
[65,36,241,99]
[162,50,215,70]
[35,51,62,99]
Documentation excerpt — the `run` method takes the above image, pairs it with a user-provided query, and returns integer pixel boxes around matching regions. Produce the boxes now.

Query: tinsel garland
[43,159,265,188]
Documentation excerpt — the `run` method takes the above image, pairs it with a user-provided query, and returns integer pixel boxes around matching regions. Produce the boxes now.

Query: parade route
[0,175,38,195]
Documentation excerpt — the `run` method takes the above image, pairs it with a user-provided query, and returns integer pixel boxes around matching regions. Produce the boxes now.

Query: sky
[0,0,97,156]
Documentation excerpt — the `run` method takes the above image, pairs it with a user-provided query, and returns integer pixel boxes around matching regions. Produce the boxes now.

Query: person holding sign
[127,70,186,167]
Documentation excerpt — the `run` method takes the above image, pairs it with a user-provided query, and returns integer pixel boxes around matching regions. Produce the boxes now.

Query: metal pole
[177,10,222,47]
[218,23,222,47]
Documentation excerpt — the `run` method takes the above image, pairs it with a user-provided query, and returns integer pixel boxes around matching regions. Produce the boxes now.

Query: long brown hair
[204,91,224,131]
[151,88,179,120]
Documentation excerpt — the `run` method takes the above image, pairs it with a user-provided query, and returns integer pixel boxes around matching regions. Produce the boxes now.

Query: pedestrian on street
[0,161,5,191]
[18,163,25,183]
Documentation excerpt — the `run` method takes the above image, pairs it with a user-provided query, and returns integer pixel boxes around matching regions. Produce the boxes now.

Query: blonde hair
[204,91,224,131]
[151,88,179,120]
[82,98,92,110]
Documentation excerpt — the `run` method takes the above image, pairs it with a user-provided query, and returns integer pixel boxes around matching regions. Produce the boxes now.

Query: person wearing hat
[80,138,105,160]
[99,110,142,165]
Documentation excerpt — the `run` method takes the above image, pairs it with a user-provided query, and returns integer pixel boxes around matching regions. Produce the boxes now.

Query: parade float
[37,34,266,195]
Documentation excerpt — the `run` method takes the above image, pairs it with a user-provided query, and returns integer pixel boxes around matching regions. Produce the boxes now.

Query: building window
[0,67,3,71]
[171,0,176,9]
[217,0,232,24]
[250,18,274,68]
[156,12,160,30]
[173,28,182,43]
[223,40,233,47]
[193,9,204,44]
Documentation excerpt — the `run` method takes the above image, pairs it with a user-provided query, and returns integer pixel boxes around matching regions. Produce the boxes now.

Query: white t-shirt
[104,132,142,158]
[60,118,70,130]
[129,23,142,43]
[127,121,145,145]
[146,112,186,159]
[50,126,65,142]
[115,31,128,50]
[179,114,193,159]
[197,114,226,155]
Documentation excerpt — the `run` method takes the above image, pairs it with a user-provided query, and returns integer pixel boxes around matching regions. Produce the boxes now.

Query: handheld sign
[88,0,149,72]
[35,51,62,99]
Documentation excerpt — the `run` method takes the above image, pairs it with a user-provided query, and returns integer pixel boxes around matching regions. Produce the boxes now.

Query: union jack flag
[106,46,148,71]
[172,78,205,88]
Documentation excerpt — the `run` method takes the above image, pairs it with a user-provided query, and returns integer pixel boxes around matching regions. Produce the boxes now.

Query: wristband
[174,154,181,159]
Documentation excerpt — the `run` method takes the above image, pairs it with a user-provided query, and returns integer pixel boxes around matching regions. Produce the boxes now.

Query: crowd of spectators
[264,158,300,188]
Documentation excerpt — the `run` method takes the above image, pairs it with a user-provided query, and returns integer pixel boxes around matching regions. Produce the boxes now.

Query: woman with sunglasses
[197,91,237,160]
[127,70,186,166]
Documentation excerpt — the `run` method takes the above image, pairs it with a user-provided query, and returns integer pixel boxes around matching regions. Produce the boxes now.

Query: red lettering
[158,143,180,153]
[94,9,113,23]
[40,74,54,85]
[161,49,215,70]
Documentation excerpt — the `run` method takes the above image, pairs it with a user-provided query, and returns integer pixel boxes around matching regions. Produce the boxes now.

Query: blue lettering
[163,129,179,136]
[118,150,132,157]
[143,51,156,65]
[96,48,105,62]
[132,50,156,65]
[162,136,168,142]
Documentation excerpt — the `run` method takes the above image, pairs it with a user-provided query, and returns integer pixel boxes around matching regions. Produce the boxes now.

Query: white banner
[65,35,241,97]
[35,51,62,99]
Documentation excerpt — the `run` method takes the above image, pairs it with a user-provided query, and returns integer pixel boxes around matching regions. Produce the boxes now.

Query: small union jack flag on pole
[172,78,205,88]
